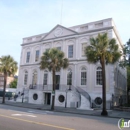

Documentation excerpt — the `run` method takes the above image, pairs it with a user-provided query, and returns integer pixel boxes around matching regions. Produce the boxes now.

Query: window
[35,50,39,62]
[67,69,72,85]
[95,22,103,28]
[46,48,50,52]
[68,45,73,58]
[57,47,61,51]
[32,71,37,85]
[81,67,87,85]
[43,70,48,85]
[26,52,30,63]
[24,71,28,85]
[82,43,87,56]
[96,67,102,85]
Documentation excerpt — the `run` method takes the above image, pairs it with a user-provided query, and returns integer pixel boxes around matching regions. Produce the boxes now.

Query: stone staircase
[71,86,92,110]
[16,88,29,103]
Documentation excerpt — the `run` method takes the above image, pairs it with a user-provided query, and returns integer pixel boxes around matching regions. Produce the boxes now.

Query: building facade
[17,18,127,109]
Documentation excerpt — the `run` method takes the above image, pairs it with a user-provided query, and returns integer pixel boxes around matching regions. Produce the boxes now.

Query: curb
[1,103,130,120]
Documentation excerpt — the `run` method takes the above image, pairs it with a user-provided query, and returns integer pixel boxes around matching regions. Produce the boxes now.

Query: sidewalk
[1,100,130,119]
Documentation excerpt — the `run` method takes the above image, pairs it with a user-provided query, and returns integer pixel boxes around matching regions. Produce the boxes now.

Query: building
[0,74,15,88]
[17,18,127,109]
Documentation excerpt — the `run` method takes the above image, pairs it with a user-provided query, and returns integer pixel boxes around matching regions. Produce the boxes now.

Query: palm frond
[0,55,18,75]
[85,33,121,64]
[40,48,69,72]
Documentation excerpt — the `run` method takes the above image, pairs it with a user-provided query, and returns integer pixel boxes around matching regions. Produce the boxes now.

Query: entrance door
[56,75,60,90]
[45,93,51,105]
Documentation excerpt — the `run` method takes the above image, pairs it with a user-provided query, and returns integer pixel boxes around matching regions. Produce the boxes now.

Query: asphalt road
[0,104,127,130]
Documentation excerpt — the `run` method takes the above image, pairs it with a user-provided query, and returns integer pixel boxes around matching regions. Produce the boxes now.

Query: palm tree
[0,55,18,103]
[85,33,121,116]
[40,48,69,110]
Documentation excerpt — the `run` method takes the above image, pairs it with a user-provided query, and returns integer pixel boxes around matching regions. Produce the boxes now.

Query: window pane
[24,72,28,85]
[46,48,50,52]
[96,68,102,85]
[81,72,86,85]
[43,73,48,85]
[82,43,87,56]
[57,47,61,51]
[68,45,73,58]
[26,52,30,63]
[67,72,72,85]
[32,71,37,85]
[35,50,39,62]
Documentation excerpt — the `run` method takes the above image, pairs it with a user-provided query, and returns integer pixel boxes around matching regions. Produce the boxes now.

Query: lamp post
[65,89,68,108]
[65,70,72,108]
[68,70,72,90]
[22,88,25,103]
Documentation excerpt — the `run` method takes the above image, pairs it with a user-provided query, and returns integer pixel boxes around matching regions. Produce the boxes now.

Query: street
[0,104,125,130]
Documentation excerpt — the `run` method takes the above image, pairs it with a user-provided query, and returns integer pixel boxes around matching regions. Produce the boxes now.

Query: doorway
[56,75,60,90]
[44,93,51,105]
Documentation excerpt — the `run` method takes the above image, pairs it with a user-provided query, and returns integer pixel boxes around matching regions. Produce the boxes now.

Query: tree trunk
[2,73,7,104]
[51,69,56,110]
[101,57,108,116]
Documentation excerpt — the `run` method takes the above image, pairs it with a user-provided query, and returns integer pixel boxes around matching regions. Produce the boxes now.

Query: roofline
[69,18,113,28]
[40,24,78,40]
[21,26,113,46]
[23,32,48,40]
[23,18,113,39]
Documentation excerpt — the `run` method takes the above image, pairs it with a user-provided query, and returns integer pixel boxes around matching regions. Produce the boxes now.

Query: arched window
[67,69,72,85]
[35,50,40,62]
[81,67,87,85]
[96,67,102,85]
[81,43,87,56]
[24,71,28,85]
[43,70,48,85]
[26,51,30,63]
[32,71,37,85]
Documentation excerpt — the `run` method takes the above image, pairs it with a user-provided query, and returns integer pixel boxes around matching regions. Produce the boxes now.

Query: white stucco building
[17,18,127,109]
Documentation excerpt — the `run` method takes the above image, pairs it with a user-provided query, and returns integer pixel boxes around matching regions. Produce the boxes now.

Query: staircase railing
[28,84,76,91]
[75,86,91,105]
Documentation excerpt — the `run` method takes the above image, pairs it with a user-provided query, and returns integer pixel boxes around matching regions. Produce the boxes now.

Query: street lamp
[68,70,72,90]
[65,70,72,108]
[22,88,25,103]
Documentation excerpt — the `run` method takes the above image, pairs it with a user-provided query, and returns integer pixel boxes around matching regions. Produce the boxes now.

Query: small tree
[10,79,17,88]
[120,39,130,104]
[0,55,18,103]
[85,33,121,116]
[40,48,69,110]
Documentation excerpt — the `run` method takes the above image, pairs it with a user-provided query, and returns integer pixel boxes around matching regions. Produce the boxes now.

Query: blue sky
[0,0,130,65]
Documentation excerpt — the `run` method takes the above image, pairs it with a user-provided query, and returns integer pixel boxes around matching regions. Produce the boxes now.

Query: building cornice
[21,26,113,46]
[20,59,88,67]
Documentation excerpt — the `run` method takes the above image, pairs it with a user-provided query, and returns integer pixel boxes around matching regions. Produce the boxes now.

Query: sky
[0,0,130,66]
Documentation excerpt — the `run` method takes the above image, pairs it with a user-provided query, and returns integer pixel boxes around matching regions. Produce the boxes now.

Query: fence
[29,84,76,91]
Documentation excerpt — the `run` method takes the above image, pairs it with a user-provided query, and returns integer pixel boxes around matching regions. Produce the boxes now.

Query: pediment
[41,25,78,40]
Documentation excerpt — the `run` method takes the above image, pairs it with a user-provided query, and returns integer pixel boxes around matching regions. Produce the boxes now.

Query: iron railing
[29,84,75,91]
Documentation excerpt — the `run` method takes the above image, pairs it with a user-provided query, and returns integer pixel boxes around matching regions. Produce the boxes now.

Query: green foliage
[40,48,69,110]
[10,79,17,88]
[40,48,69,71]
[127,66,130,91]
[85,33,121,115]
[0,55,18,76]
[120,39,130,67]
[85,33,121,64]
[0,55,18,103]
